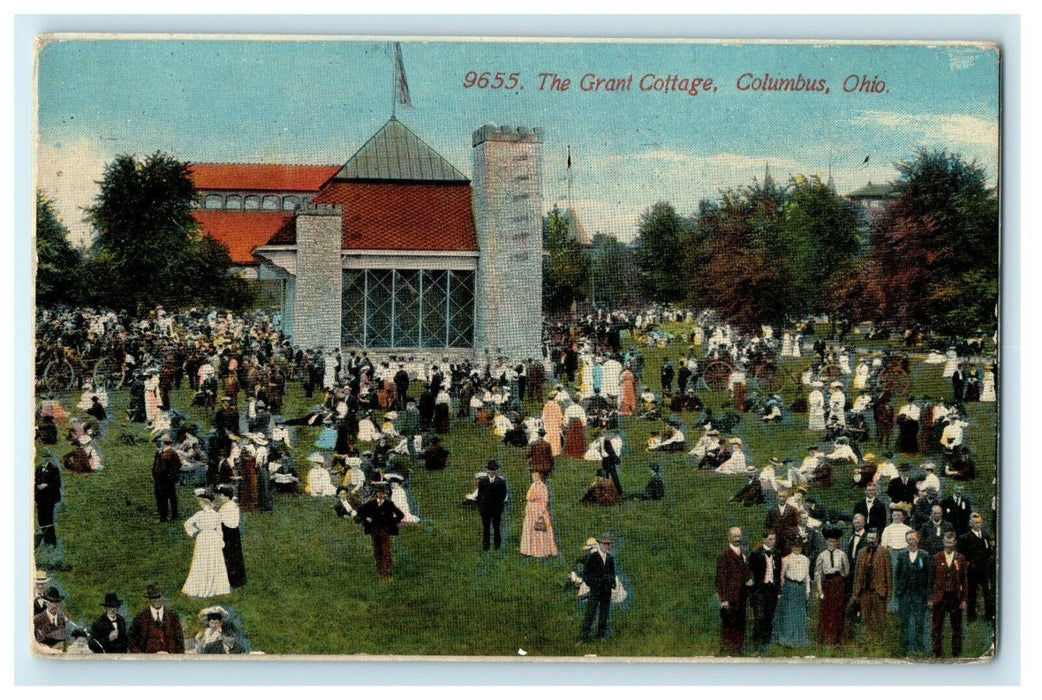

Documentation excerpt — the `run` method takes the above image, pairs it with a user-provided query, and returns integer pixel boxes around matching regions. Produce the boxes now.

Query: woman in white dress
[714,438,749,475]
[853,360,870,391]
[305,452,338,497]
[182,490,231,599]
[942,349,959,379]
[981,365,997,402]
[387,475,420,524]
[807,382,826,431]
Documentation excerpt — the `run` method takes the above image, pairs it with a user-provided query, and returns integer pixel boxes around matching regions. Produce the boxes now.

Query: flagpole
[391,42,397,119]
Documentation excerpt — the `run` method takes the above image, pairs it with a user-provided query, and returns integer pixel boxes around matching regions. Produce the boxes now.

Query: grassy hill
[33,330,998,658]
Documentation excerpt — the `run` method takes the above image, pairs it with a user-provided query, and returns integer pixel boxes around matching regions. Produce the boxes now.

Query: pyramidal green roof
[333,117,468,183]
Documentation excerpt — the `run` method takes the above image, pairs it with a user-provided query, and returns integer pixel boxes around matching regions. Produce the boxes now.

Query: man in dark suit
[942,486,973,535]
[957,512,995,624]
[151,434,182,522]
[90,592,129,653]
[747,531,782,654]
[527,428,554,478]
[477,460,508,551]
[579,533,617,642]
[128,584,185,653]
[853,482,888,533]
[895,530,932,656]
[715,527,748,655]
[765,491,799,554]
[887,463,918,506]
[394,364,411,410]
[919,504,951,555]
[200,623,247,654]
[34,455,62,548]
[33,587,68,649]
[952,364,966,402]
[930,531,969,657]
[842,513,869,642]
[358,484,406,580]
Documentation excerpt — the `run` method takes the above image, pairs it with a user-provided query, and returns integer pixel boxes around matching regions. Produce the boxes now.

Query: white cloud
[853,110,998,148]
[36,137,113,249]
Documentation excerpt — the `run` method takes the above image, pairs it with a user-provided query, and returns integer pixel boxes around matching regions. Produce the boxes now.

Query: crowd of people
[33,303,997,656]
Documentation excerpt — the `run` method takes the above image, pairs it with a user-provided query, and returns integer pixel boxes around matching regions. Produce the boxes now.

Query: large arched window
[342,269,474,348]
[283,196,300,211]
[244,195,261,210]
[225,195,242,211]
[204,194,224,210]
[262,195,281,210]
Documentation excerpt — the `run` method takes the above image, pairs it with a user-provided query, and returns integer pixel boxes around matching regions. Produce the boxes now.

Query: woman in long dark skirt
[217,485,247,588]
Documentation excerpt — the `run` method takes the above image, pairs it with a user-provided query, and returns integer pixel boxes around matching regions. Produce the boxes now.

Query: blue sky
[36,38,999,245]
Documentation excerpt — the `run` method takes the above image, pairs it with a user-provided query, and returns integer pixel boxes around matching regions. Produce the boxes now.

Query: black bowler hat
[486,460,501,472]
[100,592,123,608]
[44,587,65,603]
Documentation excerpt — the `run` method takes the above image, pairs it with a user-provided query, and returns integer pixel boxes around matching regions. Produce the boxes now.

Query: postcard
[31,35,999,661]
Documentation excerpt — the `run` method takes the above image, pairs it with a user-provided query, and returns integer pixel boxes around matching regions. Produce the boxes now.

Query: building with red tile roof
[193,117,543,359]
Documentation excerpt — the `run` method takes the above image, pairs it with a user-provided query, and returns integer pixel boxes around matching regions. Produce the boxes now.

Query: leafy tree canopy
[35,190,83,306]
[542,206,590,313]
[85,152,251,312]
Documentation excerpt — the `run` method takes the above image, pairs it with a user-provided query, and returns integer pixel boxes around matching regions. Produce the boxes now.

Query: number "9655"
[463,71,521,90]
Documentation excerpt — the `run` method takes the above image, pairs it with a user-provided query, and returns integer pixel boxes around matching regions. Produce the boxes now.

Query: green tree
[542,206,590,312]
[864,149,999,337]
[634,202,695,303]
[35,190,83,306]
[776,174,863,333]
[589,233,633,308]
[689,182,795,331]
[85,152,252,311]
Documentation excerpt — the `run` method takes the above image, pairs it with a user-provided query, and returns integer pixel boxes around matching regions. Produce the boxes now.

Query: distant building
[192,118,544,360]
[563,207,592,247]
[846,181,899,222]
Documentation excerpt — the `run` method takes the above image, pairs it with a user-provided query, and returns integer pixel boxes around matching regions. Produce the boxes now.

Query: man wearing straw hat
[579,533,618,643]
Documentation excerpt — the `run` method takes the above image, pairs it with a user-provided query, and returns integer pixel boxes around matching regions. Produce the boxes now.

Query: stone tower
[292,202,343,350]
[471,124,544,362]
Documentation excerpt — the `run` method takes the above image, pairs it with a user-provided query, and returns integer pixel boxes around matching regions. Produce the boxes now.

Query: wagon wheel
[819,363,843,384]
[754,362,783,393]
[93,356,121,388]
[44,359,75,392]
[702,360,733,391]
[879,367,911,397]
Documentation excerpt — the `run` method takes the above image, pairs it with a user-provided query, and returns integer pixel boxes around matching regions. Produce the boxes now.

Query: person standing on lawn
[579,533,617,642]
[358,483,405,580]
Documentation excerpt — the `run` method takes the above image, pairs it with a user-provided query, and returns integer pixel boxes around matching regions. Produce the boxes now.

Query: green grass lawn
[33,327,998,659]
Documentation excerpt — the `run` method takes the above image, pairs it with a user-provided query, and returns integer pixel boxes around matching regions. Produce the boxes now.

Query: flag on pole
[394,42,412,110]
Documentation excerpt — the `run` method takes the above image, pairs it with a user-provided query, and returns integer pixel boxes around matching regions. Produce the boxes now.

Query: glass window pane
[225,195,242,211]
[421,270,448,348]
[341,270,365,347]
[205,195,224,210]
[366,270,394,347]
[283,196,299,211]
[393,270,421,348]
[244,195,260,210]
[448,270,474,348]
[262,195,281,210]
